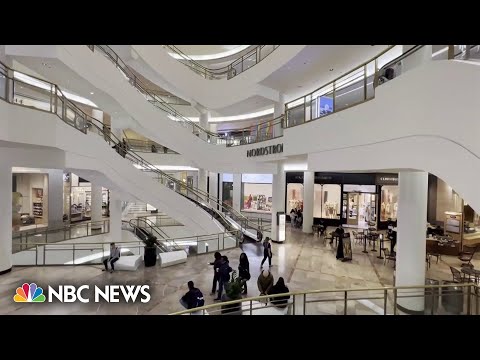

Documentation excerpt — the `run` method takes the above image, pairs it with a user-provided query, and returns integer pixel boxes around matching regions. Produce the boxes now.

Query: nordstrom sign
[247,144,283,157]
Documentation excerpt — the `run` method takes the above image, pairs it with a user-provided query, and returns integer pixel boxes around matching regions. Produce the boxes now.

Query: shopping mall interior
[0,45,479,315]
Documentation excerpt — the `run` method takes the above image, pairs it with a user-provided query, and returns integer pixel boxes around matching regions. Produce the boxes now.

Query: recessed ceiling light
[329,68,334,71]
[90,92,94,95]
[297,85,302,88]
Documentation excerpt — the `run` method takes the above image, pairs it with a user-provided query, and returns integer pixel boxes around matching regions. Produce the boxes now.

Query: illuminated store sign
[247,144,283,157]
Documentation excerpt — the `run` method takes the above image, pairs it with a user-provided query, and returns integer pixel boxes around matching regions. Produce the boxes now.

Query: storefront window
[242,184,272,213]
[313,184,341,219]
[286,183,303,214]
[380,185,399,221]
[241,174,273,214]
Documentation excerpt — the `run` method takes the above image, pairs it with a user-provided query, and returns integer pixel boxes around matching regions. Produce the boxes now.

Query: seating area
[115,255,143,271]
[158,250,188,268]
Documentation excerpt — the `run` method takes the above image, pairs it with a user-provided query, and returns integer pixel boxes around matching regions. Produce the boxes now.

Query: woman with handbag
[238,253,250,294]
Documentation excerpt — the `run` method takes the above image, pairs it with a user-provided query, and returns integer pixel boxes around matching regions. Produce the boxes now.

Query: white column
[395,171,428,313]
[47,170,64,228]
[273,93,285,138]
[401,45,432,73]
[233,174,242,213]
[0,163,12,274]
[198,169,207,194]
[91,109,104,136]
[302,171,314,233]
[208,172,218,208]
[198,111,209,193]
[199,111,209,142]
[109,190,122,242]
[271,162,286,241]
[90,183,103,229]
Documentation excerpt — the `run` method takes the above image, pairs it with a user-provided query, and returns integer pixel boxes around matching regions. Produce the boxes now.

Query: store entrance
[345,192,376,229]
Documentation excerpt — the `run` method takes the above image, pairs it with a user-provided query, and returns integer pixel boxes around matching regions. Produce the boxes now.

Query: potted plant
[144,235,158,267]
[221,270,244,314]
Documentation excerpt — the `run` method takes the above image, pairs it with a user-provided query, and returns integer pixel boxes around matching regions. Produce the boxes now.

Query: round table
[461,267,480,283]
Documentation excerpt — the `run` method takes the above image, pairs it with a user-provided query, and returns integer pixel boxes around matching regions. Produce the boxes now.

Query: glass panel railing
[12,220,110,253]
[163,45,280,80]
[170,283,480,315]
[284,46,432,128]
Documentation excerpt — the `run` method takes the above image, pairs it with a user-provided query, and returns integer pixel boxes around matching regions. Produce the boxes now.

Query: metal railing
[224,115,285,147]
[14,228,241,266]
[0,60,267,239]
[124,138,177,154]
[164,45,280,80]
[136,214,183,227]
[87,45,283,147]
[12,220,110,253]
[283,45,477,129]
[170,282,480,315]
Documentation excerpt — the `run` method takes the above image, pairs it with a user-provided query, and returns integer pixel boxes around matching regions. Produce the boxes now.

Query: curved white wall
[307,136,480,213]
[54,45,277,174]
[132,45,306,109]
[0,100,224,235]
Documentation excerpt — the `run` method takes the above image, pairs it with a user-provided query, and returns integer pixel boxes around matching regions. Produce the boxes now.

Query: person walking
[238,253,251,294]
[260,237,273,268]
[209,252,222,295]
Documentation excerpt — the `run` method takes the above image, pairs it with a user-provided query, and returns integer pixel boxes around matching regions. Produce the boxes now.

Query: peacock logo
[13,283,46,303]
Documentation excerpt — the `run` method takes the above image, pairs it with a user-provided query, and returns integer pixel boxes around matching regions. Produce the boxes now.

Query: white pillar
[199,111,209,142]
[401,45,432,73]
[90,183,103,229]
[198,169,207,194]
[302,171,314,233]
[198,111,210,193]
[271,162,286,241]
[233,174,242,213]
[91,109,104,136]
[208,172,218,208]
[47,170,64,228]
[273,93,285,138]
[395,171,428,313]
[0,163,12,274]
[109,190,122,242]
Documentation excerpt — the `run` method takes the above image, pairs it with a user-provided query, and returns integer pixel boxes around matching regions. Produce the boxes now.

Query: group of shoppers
[179,242,290,311]
[290,208,303,228]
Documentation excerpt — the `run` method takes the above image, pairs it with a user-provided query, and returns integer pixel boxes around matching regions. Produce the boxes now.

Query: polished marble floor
[1,226,478,315]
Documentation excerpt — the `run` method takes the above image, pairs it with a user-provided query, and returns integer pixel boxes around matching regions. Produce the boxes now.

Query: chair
[383,248,396,266]
[425,254,431,269]
[458,245,478,268]
[449,266,473,283]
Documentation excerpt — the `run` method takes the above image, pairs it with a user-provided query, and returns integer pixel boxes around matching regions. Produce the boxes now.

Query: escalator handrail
[163,45,280,79]
[88,45,284,147]
[0,61,265,236]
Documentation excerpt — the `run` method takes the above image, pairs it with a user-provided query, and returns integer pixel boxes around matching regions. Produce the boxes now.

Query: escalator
[0,59,267,241]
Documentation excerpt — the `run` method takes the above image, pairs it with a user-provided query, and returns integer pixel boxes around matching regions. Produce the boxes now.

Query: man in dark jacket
[209,252,222,295]
[214,256,232,301]
[180,281,204,309]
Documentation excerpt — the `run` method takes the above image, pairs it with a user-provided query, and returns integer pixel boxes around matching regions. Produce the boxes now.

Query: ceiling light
[329,68,334,71]
[90,92,94,95]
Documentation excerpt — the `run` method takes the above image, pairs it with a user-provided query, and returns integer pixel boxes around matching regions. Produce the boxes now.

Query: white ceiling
[261,45,389,101]
[175,45,249,58]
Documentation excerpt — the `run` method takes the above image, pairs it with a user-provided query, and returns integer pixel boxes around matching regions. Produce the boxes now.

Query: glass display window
[380,185,399,221]
[286,183,304,214]
[313,184,341,219]
[242,183,272,213]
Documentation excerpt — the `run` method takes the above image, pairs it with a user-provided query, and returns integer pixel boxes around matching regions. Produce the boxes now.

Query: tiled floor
[1,225,478,315]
